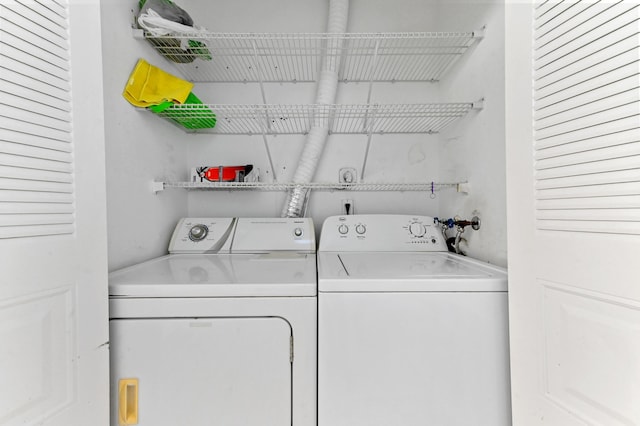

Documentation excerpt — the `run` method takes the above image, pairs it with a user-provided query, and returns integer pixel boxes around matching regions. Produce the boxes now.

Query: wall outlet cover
[339,167,357,184]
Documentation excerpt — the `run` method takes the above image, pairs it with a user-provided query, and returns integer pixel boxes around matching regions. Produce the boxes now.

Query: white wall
[101,0,189,271]
[435,0,507,267]
[102,0,506,267]
[183,0,443,235]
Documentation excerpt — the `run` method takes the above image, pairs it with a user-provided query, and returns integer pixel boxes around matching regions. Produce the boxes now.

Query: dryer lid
[318,252,507,292]
[109,253,317,298]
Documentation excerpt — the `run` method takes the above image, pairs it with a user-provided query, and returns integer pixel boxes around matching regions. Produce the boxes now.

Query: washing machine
[109,218,317,426]
[317,214,511,426]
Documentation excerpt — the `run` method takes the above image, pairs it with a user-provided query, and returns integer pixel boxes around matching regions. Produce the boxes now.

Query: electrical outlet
[341,199,354,215]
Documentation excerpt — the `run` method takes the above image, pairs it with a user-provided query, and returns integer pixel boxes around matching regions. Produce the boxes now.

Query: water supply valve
[434,216,480,231]
[433,216,481,255]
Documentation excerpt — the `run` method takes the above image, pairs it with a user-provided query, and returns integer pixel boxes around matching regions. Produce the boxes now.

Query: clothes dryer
[317,214,511,426]
[109,218,316,426]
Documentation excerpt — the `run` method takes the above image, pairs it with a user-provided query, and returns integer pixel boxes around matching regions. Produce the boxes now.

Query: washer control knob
[409,222,426,237]
[294,227,303,237]
[338,224,349,235]
[431,238,437,244]
[188,224,209,241]
[355,224,366,235]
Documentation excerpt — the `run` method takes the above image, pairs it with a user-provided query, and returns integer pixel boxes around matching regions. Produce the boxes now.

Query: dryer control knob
[409,222,426,237]
[294,227,303,237]
[189,224,209,241]
[338,224,349,235]
[355,224,366,235]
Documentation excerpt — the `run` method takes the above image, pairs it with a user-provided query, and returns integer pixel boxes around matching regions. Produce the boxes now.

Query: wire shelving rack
[153,102,481,135]
[137,31,483,83]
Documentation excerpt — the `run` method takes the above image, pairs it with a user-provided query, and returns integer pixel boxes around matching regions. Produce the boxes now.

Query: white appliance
[317,214,511,426]
[109,218,317,426]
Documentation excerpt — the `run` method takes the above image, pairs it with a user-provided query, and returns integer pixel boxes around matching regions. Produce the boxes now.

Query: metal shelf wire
[139,29,481,194]
[152,102,479,134]
[137,31,483,83]
[153,181,466,193]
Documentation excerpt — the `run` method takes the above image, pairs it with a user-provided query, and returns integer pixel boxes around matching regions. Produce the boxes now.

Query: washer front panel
[318,291,511,426]
[316,214,511,426]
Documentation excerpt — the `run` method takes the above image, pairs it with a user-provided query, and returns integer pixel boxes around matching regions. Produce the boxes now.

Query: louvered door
[0,1,109,425]
[0,0,75,238]
[506,1,640,425]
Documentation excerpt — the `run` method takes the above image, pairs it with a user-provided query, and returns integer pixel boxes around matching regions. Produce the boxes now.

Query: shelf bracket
[151,181,165,194]
[132,28,145,39]
[472,26,486,40]
[456,182,471,194]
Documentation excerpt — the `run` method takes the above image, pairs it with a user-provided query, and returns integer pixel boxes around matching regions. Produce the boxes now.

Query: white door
[0,1,109,425]
[506,1,640,425]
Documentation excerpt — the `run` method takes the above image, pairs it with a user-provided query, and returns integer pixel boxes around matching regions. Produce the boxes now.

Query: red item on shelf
[196,165,253,182]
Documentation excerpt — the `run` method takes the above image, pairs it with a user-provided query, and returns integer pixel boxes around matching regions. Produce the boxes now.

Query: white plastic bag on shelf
[139,0,193,25]
[137,0,211,63]
[138,8,207,37]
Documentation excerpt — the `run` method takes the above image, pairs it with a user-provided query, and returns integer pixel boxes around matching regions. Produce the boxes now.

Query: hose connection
[433,216,480,255]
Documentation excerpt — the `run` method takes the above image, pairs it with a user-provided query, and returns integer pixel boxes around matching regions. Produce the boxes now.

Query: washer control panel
[319,214,447,252]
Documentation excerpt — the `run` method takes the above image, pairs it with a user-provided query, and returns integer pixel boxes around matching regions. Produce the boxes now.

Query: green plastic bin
[149,92,217,130]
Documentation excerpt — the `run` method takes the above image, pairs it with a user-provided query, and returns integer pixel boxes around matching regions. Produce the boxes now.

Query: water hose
[281,0,349,217]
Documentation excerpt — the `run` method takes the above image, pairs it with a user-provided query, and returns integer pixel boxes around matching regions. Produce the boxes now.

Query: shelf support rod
[262,134,277,183]
[252,40,272,131]
[256,105,277,182]
[360,106,377,179]
[366,40,380,106]
[363,40,380,133]
[160,181,468,192]
[359,40,383,177]
[250,41,276,182]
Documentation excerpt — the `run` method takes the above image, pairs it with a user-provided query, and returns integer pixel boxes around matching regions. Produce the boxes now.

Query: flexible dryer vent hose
[281,0,349,218]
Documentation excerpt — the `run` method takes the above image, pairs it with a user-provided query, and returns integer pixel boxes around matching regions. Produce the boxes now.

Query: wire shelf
[152,102,478,134]
[155,181,465,192]
[138,31,482,83]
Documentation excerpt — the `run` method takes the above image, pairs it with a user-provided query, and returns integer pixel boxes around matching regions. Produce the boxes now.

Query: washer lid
[109,253,317,298]
[318,252,507,292]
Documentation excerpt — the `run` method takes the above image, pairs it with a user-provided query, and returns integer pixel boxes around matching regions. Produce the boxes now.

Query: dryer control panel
[169,218,237,254]
[319,214,447,252]
[169,217,315,254]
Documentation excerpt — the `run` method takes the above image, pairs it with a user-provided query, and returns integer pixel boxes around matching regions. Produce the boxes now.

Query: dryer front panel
[110,317,292,426]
